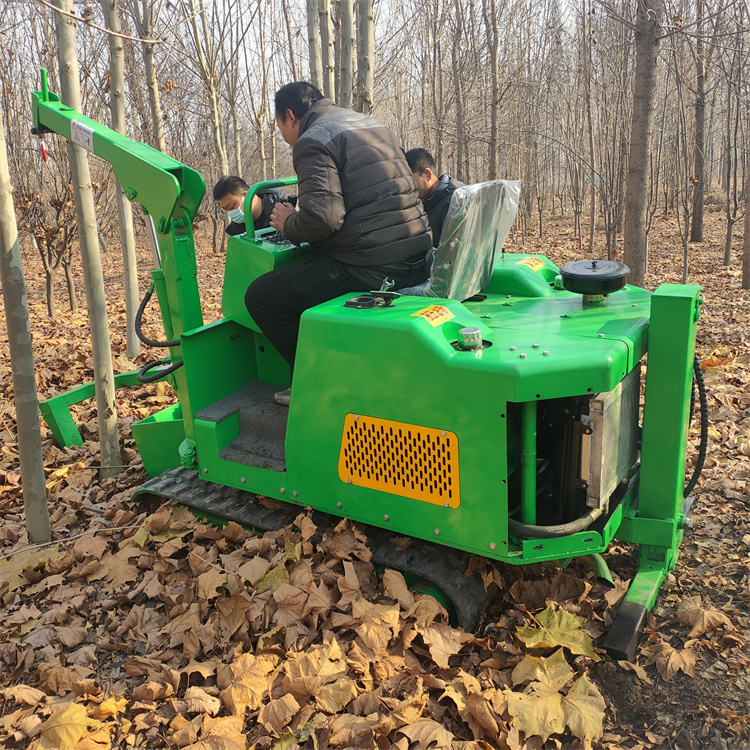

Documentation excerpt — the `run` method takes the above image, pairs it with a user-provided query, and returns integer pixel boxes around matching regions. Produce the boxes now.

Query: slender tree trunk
[0,109,51,543]
[623,0,664,287]
[54,0,121,477]
[101,0,140,359]
[338,0,354,109]
[483,0,499,179]
[63,254,77,310]
[282,0,299,81]
[744,112,750,289]
[187,0,229,175]
[320,0,335,99]
[584,0,597,254]
[128,0,166,152]
[307,0,323,88]
[690,0,705,243]
[356,0,374,114]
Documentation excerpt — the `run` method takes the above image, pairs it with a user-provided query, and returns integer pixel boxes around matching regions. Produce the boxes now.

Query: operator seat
[398,179,521,300]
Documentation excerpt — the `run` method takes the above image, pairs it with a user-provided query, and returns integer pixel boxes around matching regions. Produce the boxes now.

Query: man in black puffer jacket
[245,82,432,404]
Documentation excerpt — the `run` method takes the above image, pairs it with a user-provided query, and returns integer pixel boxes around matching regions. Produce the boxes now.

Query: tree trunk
[338,0,354,109]
[623,0,664,287]
[282,0,299,81]
[307,0,323,88]
[63,253,78,311]
[101,0,141,359]
[483,0,499,179]
[187,0,229,175]
[356,0,374,114]
[690,0,705,243]
[129,0,166,152]
[744,112,750,289]
[319,0,335,99]
[54,0,121,477]
[0,108,51,543]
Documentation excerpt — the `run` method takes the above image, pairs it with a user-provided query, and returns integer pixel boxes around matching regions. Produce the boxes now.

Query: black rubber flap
[560,260,631,295]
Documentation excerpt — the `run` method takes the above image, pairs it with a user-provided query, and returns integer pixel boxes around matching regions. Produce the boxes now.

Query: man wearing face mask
[213,175,286,236]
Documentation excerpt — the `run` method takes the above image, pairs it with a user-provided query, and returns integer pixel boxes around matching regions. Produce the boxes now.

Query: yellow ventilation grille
[338,414,460,507]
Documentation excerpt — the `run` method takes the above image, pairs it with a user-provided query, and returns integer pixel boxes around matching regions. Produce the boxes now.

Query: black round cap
[559,260,631,295]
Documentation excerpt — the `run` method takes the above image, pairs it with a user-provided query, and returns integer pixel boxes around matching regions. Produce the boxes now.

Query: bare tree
[0,107,51,543]
[355,0,374,113]
[127,0,166,152]
[307,0,323,88]
[623,0,665,287]
[338,0,354,109]
[100,0,140,359]
[54,0,121,477]
[320,0,336,98]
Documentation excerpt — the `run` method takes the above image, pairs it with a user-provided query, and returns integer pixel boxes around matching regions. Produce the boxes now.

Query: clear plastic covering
[426,179,521,300]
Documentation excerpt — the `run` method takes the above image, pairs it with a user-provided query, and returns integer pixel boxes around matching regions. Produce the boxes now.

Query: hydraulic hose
[508,507,603,539]
[684,353,708,498]
[134,283,183,383]
[135,283,180,348]
[137,358,184,383]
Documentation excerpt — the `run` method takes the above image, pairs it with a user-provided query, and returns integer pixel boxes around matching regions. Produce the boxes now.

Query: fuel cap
[559,260,630,295]
[457,327,483,350]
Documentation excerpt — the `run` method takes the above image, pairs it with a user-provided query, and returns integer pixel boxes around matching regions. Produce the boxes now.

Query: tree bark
[355,0,374,114]
[307,0,323,89]
[338,0,354,109]
[54,0,121,478]
[0,108,51,543]
[483,0,499,179]
[319,0,336,99]
[101,0,141,359]
[623,0,664,287]
[690,0,705,243]
[128,0,166,152]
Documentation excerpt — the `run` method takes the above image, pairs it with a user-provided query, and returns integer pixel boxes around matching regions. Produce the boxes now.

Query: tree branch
[35,0,163,44]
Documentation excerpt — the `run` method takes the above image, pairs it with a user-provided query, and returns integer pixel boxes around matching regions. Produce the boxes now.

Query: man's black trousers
[244,252,430,367]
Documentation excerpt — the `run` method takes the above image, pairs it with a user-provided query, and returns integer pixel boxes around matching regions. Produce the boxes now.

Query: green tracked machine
[32,73,706,661]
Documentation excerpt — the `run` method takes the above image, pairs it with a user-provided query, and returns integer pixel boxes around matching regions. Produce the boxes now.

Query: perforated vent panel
[338,414,460,507]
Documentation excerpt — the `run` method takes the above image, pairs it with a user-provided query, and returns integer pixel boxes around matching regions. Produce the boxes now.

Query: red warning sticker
[517,257,546,272]
[411,305,456,327]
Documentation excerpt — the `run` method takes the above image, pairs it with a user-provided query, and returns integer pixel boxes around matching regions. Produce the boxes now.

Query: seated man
[405,148,463,247]
[213,175,286,236]
[245,82,432,405]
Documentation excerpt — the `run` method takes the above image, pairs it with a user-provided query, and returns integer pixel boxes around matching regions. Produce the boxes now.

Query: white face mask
[228,207,245,224]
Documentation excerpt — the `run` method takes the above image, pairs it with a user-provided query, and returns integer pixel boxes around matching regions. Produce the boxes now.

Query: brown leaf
[396,718,454,749]
[416,622,473,669]
[185,687,221,716]
[642,640,697,681]
[675,595,734,637]
[258,693,300,734]
[382,569,415,609]
[220,652,279,715]
[29,702,97,750]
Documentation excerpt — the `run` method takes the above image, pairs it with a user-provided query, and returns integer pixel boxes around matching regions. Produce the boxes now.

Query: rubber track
[133,467,492,632]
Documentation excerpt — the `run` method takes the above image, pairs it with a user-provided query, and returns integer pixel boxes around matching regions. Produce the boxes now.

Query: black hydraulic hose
[684,353,708,498]
[508,507,603,539]
[135,284,180,348]
[137,358,184,383]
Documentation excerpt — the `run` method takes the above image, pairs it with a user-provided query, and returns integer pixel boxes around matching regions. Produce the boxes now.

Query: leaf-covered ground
[0,210,748,750]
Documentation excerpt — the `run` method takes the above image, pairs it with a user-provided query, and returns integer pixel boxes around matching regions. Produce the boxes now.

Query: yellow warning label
[411,305,455,327]
[517,257,546,272]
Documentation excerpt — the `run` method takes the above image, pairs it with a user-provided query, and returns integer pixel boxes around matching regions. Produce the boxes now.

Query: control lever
[370,277,401,306]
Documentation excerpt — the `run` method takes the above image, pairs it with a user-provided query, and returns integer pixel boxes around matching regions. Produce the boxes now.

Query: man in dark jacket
[213,175,285,236]
[405,148,463,247]
[245,82,432,405]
